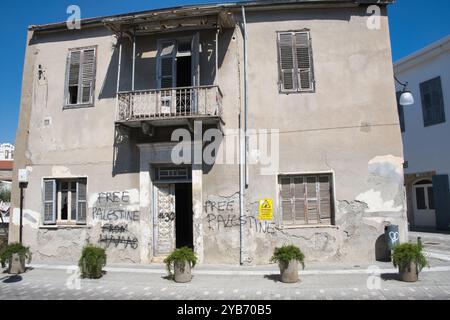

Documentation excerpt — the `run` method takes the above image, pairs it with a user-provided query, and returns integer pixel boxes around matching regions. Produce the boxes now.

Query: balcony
[115,85,223,128]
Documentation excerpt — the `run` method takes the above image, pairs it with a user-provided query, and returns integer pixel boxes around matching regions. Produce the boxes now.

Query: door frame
[152,165,193,257]
[412,180,436,229]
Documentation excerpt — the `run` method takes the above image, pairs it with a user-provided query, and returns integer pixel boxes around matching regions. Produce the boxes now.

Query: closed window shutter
[280,174,333,226]
[278,33,296,92]
[420,77,445,127]
[81,49,96,104]
[43,180,56,225]
[76,180,87,224]
[280,177,294,224]
[295,32,313,91]
[318,176,332,222]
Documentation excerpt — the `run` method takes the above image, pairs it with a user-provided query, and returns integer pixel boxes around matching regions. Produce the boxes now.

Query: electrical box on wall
[18,169,29,183]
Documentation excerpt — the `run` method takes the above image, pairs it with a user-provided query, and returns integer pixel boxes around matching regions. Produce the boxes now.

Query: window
[277,31,314,93]
[420,76,445,127]
[279,174,333,226]
[43,178,87,225]
[155,166,191,182]
[396,91,406,133]
[64,47,96,107]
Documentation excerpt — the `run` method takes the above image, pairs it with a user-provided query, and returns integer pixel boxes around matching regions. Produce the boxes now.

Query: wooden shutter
[158,41,176,89]
[421,77,445,127]
[396,91,405,132]
[293,177,306,224]
[76,180,87,224]
[305,176,319,224]
[318,176,332,223]
[278,33,296,92]
[280,177,293,224]
[81,49,96,104]
[432,175,450,231]
[295,32,314,91]
[43,180,56,225]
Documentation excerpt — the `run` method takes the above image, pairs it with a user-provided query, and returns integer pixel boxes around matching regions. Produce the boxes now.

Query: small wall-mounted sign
[258,198,273,221]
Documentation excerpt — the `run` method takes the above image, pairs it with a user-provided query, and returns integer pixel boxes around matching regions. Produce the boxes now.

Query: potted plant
[271,244,305,283]
[392,242,428,282]
[0,242,32,274]
[164,246,197,283]
[79,245,107,279]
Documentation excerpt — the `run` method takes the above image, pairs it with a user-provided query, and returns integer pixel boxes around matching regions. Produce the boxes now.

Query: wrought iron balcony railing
[116,85,222,122]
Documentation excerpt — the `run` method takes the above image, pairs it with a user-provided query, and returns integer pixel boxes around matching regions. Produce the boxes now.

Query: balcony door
[157,33,199,115]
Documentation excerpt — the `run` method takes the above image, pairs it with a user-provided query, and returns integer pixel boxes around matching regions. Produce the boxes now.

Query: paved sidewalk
[1,259,450,300]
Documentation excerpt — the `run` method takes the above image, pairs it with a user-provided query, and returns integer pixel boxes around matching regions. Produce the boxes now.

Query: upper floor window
[43,178,87,225]
[420,76,445,127]
[277,31,314,93]
[64,47,96,107]
[279,174,333,226]
[396,91,406,133]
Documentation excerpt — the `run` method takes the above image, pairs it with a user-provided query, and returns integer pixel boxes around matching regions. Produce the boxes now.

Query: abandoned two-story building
[10,0,407,265]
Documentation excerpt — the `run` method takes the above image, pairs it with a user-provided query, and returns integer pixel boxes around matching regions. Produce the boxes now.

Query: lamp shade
[399,91,414,106]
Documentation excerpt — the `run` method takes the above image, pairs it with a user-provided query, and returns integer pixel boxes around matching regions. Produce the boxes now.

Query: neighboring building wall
[394,35,450,231]
[0,143,14,161]
[11,4,407,264]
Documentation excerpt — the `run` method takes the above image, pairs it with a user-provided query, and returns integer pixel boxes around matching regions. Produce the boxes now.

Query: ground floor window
[43,178,87,225]
[279,173,334,226]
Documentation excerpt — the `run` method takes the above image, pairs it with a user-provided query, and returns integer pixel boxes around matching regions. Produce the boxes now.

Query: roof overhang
[28,0,395,34]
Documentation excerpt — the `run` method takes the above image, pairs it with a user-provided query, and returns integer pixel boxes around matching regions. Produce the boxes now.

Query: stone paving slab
[1,264,450,300]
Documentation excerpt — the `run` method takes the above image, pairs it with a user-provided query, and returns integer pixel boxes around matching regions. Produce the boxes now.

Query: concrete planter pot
[8,253,26,274]
[174,260,192,283]
[279,260,299,283]
[399,262,419,282]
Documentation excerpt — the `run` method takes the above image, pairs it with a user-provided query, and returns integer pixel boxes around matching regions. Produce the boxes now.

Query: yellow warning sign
[258,198,273,220]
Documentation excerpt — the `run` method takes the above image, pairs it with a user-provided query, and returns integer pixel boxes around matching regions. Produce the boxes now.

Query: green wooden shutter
[76,180,87,224]
[158,41,176,89]
[278,33,296,92]
[432,175,450,231]
[43,180,56,225]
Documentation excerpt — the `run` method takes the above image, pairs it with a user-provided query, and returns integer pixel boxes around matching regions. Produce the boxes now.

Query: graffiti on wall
[204,197,276,235]
[92,191,140,222]
[98,223,139,250]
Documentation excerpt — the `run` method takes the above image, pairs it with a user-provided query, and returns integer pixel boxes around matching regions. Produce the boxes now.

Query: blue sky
[0,0,449,144]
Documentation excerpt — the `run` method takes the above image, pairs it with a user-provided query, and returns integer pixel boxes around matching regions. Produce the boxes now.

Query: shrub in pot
[79,245,107,279]
[0,242,32,274]
[271,245,305,283]
[392,243,428,282]
[164,247,197,283]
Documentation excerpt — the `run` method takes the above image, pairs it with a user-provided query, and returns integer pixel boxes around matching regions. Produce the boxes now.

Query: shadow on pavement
[264,274,281,283]
[381,273,400,281]
[2,275,23,283]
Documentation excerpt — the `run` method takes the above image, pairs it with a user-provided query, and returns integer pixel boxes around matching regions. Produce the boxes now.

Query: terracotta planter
[9,253,26,274]
[279,260,299,283]
[399,262,418,282]
[174,260,192,283]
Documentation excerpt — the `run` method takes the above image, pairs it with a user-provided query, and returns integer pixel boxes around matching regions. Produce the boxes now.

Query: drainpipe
[115,33,123,120]
[132,34,136,91]
[239,6,249,265]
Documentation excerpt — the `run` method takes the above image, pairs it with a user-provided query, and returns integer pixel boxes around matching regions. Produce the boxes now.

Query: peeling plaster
[356,189,403,213]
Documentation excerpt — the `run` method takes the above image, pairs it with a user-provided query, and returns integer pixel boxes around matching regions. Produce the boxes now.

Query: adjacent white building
[394,35,450,231]
[0,143,14,161]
